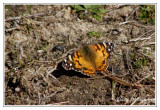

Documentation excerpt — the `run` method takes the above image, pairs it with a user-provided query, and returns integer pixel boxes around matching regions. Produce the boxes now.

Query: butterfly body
[62,42,114,76]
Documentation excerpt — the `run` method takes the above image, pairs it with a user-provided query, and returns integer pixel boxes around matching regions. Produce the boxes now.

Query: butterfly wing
[62,50,96,76]
[89,42,113,72]
[62,42,114,76]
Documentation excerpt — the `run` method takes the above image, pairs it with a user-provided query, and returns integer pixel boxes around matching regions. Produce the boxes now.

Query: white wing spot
[108,48,111,51]
[69,55,73,61]
[70,63,72,66]
[103,42,107,48]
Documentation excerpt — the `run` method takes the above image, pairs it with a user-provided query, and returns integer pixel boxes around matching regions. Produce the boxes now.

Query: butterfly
[62,42,114,77]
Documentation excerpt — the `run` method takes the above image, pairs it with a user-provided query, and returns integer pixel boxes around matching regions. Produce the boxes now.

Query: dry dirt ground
[5,5,155,105]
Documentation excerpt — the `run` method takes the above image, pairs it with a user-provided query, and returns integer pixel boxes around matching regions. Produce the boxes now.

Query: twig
[36,61,53,63]
[105,74,142,88]
[129,22,155,30]
[5,13,47,22]
[129,36,152,42]
[116,5,128,9]
[38,91,41,104]
[119,21,135,26]
[129,29,154,42]
[35,65,44,74]
[119,21,155,30]
[148,42,155,45]
[108,29,113,38]
[103,70,155,89]
[5,26,20,32]
[89,70,154,89]
[20,46,27,58]
[111,66,116,100]
[112,80,116,100]
[47,67,60,81]
[46,66,61,85]
[55,8,66,17]
[38,67,60,86]
[42,91,57,100]
[131,97,140,105]
[140,29,155,37]
[126,7,139,21]
[47,65,58,75]
[128,29,154,42]
[137,74,152,84]
[53,101,70,105]
[33,31,38,40]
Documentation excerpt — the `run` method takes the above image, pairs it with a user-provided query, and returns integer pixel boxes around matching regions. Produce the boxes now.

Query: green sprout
[88,31,102,38]
[71,5,106,21]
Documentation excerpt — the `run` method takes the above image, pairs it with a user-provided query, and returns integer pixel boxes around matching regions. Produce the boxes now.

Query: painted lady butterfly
[62,42,114,76]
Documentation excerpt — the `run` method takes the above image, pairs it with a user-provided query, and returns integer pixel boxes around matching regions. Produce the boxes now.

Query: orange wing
[71,51,96,76]
[89,43,109,72]
[62,42,114,77]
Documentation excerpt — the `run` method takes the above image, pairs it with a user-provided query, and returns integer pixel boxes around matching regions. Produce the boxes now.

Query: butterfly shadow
[51,62,90,78]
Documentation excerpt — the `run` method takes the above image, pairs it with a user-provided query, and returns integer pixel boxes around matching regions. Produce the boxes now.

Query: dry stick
[129,22,155,30]
[5,13,47,22]
[119,21,134,26]
[105,74,142,88]
[148,42,155,45]
[38,91,41,104]
[137,74,151,84]
[129,30,154,42]
[107,29,113,38]
[126,7,140,21]
[131,97,140,105]
[119,21,154,30]
[20,46,27,58]
[116,5,128,9]
[129,36,152,42]
[37,61,53,63]
[35,65,44,74]
[111,66,116,100]
[53,101,70,105]
[42,91,58,101]
[5,26,21,32]
[103,71,155,89]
